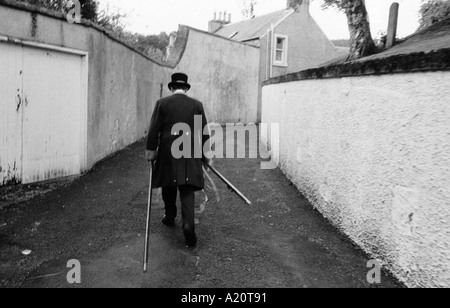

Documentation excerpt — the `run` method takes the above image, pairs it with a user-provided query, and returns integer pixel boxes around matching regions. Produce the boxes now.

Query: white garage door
[0,41,87,185]
[0,43,23,185]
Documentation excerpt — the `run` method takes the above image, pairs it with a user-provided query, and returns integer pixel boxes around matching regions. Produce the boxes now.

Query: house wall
[261,71,450,288]
[173,27,260,124]
[272,6,338,77]
[257,5,338,122]
[0,2,172,171]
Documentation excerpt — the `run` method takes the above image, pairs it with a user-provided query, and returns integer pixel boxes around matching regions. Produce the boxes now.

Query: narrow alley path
[0,134,401,288]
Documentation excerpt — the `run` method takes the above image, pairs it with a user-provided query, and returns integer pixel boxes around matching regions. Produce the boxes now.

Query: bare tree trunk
[343,0,377,61]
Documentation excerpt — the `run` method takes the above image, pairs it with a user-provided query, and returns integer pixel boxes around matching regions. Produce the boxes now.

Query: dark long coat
[146,93,210,191]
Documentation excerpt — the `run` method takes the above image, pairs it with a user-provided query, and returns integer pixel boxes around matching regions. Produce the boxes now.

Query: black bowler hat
[168,73,191,91]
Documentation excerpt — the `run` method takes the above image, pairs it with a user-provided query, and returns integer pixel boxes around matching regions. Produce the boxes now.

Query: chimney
[208,11,232,33]
[386,2,399,48]
[287,0,309,11]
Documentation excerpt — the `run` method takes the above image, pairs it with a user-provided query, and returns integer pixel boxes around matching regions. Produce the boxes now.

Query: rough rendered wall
[174,28,260,124]
[0,3,172,170]
[262,72,450,288]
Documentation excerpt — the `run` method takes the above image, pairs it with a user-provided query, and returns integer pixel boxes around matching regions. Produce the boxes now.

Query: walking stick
[143,162,154,273]
[209,165,252,206]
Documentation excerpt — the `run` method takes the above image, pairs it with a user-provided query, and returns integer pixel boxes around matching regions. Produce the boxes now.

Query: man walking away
[145,73,212,248]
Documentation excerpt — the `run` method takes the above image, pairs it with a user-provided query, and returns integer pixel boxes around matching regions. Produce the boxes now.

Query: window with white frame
[273,34,288,67]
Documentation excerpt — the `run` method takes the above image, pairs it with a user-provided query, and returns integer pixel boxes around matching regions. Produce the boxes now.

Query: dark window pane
[276,38,284,50]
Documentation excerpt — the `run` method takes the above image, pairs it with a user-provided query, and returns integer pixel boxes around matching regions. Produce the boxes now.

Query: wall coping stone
[263,48,450,86]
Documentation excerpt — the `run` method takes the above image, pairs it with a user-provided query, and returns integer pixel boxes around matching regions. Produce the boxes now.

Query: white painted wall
[261,72,450,288]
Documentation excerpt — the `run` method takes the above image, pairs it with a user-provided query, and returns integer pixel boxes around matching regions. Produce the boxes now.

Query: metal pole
[143,162,154,273]
[209,166,252,206]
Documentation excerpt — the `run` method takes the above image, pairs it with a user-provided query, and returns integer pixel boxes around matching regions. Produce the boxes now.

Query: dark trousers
[162,185,195,231]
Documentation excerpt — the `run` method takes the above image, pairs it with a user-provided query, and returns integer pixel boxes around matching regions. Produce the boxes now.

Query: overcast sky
[98,0,423,39]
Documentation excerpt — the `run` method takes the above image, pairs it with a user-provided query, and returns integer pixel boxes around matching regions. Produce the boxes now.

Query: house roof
[214,9,292,42]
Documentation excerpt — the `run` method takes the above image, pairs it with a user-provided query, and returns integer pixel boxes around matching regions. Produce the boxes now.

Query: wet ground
[0,134,402,288]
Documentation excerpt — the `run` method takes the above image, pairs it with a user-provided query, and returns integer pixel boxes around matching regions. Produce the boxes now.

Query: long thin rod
[143,163,154,273]
[209,166,252,205]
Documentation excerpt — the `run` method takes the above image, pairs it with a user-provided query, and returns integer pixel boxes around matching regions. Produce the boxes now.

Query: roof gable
[214,9,292,42]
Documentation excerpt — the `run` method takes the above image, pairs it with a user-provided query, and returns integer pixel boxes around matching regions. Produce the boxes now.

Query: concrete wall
[0,1,172,170]
[261,72,450,288]
[173,27,260,124]
[0,0,261,181]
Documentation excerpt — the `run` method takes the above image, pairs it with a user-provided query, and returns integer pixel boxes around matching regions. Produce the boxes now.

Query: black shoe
[162,216,175,227]
[183,226,197,248]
